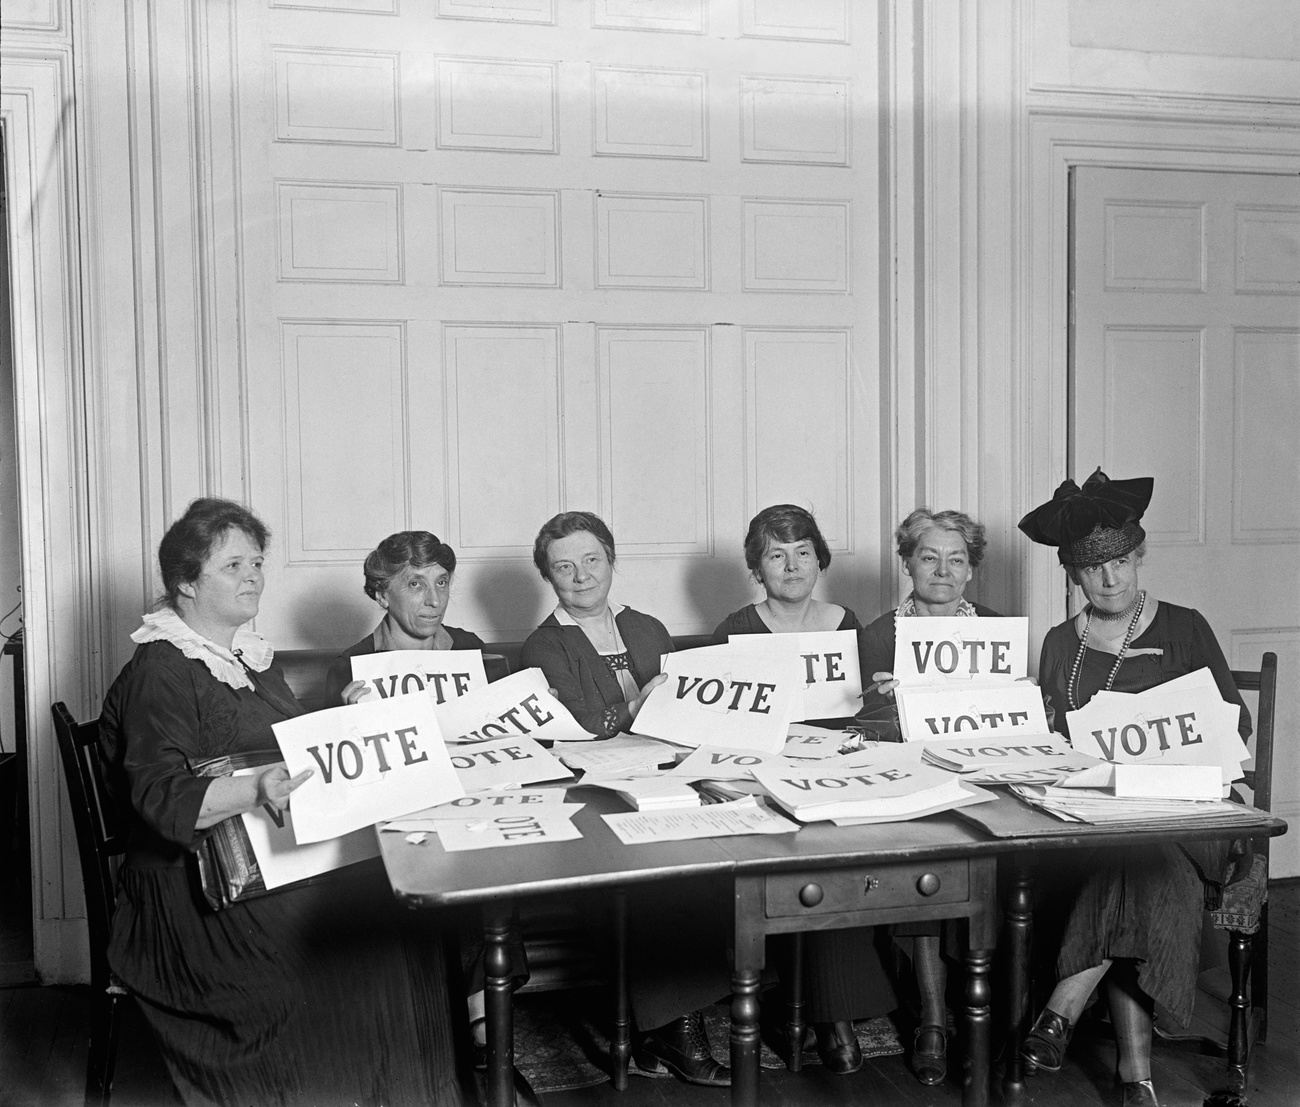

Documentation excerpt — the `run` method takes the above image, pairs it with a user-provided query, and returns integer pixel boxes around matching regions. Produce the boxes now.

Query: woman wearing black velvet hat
[1017,470,1250,1107]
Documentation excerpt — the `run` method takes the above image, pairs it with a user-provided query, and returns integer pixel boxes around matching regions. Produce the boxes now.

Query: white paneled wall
[231,0,884,647]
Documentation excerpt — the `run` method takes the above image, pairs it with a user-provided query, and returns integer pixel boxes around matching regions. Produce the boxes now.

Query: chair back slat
[52,702,127,989]
[1230,652,1277,817]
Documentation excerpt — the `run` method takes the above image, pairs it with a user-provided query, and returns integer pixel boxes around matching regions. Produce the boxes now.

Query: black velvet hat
[1018,468,1153,568]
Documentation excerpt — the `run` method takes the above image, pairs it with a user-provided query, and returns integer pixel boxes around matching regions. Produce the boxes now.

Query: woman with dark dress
[100,498,464,1107]
[324,530,485,707]
[521,511,732,1088]
[1018,470,1250,1107]
[322,529,536,1105]
[857,507,1000,1086]
[711,504,898,1076]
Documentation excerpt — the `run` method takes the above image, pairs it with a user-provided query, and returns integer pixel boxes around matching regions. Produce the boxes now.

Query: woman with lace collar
[100,498,462,1107]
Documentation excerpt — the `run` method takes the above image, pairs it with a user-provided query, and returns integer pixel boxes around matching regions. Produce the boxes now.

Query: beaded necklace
[1065,589,1146,711]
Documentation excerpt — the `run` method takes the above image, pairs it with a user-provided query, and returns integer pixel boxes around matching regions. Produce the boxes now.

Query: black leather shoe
[912,1023,947,1086]
[1021,1007,1074,1074]
[1120,1078,1160,1107]
[633,1011,731,1087]
[813,1021,862,1075]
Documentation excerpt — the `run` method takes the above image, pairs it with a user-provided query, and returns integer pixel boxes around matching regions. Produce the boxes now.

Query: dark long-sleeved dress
[521,606,673,738]
[713,602,897,1025]
[101,638,464,1107]
[1038,601,1250,1026]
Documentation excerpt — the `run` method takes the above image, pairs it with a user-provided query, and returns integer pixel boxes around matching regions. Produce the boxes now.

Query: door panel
[1072,166,1300,875]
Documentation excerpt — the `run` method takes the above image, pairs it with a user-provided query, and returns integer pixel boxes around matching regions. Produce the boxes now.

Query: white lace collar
[131,608,273,691]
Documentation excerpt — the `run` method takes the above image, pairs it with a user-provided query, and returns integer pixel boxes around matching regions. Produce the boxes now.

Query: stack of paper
[380,786,587,851]
[554,734,683,779]
[609,778,702,811]
[1009,783,1246,829]
[749,745,990,824]
[920,736,1103,783]
[601,796,800,845]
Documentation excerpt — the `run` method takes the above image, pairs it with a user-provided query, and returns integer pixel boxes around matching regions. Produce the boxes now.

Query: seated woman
[324,530,485,706]
[857,507,999,1086]
[522,511,731,1087]
[100,498,463,1107]
[711,504,897,1075]
[1018,470,1250,1107]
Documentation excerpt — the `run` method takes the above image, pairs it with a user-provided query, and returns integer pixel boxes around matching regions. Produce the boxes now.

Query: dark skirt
[109,858,465,1107]
[1055,841,1224,1028]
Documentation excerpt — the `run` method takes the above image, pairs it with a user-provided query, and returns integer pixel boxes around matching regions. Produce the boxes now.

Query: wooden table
[378,786,1286,1107]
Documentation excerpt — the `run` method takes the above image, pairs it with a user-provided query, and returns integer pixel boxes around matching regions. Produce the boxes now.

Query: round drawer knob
[798,883,824,907]
[916,873,941,897]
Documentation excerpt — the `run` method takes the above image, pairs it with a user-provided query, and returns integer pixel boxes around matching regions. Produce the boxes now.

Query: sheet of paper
[670,745,778,781]
[380,787,580,830]
[726,629,863,720]
[895,682,1050,740]
[555,735,682,778]
[236,770,379,888]
[349,648,487,706]
[1113,763,1221,800]
[434,667,590,744]
[274,694,464,844]
[782,724,853,760]
[633,644,802,754]
[449,735,571,792]
[601,797,800,845]
[892,616,1029,686]
[435,813,584,851]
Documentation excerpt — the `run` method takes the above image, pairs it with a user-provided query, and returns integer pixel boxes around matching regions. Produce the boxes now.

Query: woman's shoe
[632,1011,731,1086]
[912,1024,947,1086]
[1120,1078,1160,1107]
[813,1021,863,1075]
[1021,1008,1074,1074]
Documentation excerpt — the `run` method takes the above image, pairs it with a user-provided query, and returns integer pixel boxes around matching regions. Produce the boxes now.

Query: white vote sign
[237,778,379,889]
[449,735,571,792]
[892,617,1028,686]
[1066,673,1248,783]
[349,648,488,705]
[434,668,590,744]
[726,630,863,720]
[896,681,1049,740]
[274,694,464,844]
[633,644,802,754]
[436,813,584,852]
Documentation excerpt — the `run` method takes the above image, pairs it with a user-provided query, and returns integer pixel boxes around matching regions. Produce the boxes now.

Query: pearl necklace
[1066,590,1146,711]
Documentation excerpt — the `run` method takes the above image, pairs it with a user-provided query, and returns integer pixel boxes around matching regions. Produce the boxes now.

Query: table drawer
[765,858,970,918]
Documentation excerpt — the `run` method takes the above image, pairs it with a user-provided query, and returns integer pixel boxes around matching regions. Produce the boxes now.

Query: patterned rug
[512,992,904,1094]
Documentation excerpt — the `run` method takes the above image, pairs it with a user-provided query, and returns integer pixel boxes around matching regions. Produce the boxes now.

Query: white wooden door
[230,0,882,646]
[1072,166,1300,875]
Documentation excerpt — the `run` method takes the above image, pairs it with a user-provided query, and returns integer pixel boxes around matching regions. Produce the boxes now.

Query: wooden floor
[3,881,1296,1107]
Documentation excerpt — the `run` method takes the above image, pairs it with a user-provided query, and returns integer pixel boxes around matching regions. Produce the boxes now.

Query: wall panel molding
[272,47,400,145]
[592,0,704,35]
[740,0,848,44]
[597,327,712,555]
[1235,206,1300,294]
[436,57,558,153]
[594,193,709,290]
[276,181,404,283]
[592,66,707,160]
[440,187,560,286]
[742,199,850,292]
[740,75,850,166]
[437,0,554,24]
[1232,328,1300,543]
[442,324,564,557]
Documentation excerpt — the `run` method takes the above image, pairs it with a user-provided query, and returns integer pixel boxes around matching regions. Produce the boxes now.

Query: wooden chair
[1203,652,1276,1107]
[52,702,130,1107]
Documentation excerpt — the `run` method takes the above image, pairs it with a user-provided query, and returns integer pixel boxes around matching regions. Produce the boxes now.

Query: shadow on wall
[467,560,550,641]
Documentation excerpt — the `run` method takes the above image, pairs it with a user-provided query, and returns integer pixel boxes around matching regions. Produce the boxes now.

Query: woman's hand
[629,673,669,719]
[866,671,900,699]
[340,679,372,706]
[254,764,314,813]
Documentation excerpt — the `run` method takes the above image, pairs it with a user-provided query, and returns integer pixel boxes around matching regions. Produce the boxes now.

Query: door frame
[1020,108,1300,655]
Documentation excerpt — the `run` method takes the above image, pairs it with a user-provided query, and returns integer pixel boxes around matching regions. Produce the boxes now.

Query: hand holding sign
[273,694,463,844]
